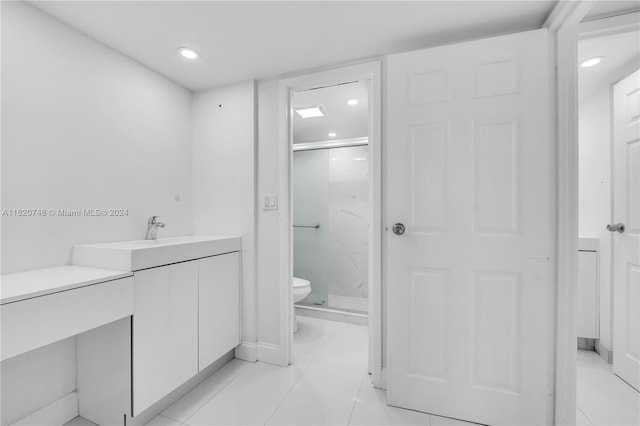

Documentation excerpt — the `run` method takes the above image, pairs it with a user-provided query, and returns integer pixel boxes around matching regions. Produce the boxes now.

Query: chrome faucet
[145,216,165,240]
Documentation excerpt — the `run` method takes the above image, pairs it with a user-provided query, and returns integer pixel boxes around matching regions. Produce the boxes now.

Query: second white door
[612,69,640,392]
[386,29,553,425]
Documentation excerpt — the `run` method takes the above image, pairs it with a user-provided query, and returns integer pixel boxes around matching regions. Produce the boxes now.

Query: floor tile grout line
[304,322,341,362]
[158,414,186,425]
[178,361,252,425]
[261,360,312,425]
[346,371,368,425]
[312,357,369,374]
[575,349,640,426]
[307,319,369,374]
[174,363,249,424]
[165,317,369,426]
[575,405,593,425]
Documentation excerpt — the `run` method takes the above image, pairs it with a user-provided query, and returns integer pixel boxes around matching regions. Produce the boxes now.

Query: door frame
[548,1,640,424]
[277,61,384,386]
[545,2,594,424]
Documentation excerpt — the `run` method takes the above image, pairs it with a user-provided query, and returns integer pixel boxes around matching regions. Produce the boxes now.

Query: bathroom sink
[73,235,241,271]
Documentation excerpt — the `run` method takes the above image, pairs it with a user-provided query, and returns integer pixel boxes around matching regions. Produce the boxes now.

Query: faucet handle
[148,215,159,224]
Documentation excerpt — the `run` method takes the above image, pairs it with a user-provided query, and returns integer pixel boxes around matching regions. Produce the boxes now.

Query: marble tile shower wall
[327,145,369,301]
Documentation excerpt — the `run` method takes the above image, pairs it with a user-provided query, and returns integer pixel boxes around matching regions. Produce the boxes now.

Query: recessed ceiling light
[295,105,326,119]
[178,47,199,60]
[581,57,603,68]
[328,132,337,137]
[347,99,359,106]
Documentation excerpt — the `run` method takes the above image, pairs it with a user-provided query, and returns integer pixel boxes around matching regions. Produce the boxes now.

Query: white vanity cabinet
[577,238,599,340]
[1,267,133,362]
[0,266,135,426]
[73,235,242,420]
[132,251,241,416]
[133,261,199,416]
[198,252,241,371]
[577,250,598,339]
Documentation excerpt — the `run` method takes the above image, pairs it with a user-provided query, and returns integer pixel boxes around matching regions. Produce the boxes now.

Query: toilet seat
[293,277,311,304]
[293,277,310,288]
[292,277,311,333]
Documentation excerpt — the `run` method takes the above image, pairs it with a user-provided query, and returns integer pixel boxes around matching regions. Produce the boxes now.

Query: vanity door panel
[133,261,198,416]
[198,252,241,371]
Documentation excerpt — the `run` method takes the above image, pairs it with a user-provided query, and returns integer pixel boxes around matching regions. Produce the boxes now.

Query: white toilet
[292,277,311,333]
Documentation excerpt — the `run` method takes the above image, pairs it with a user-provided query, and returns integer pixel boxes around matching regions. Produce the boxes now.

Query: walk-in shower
[292,81,369,315]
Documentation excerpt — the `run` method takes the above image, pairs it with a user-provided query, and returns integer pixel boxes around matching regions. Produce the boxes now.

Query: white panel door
[612,69,640,392]
[386,29,553,425]
[133,261,199,416]
[198,251,241,371]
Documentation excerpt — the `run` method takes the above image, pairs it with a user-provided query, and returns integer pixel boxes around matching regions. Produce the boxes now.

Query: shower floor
[328,295,368,313]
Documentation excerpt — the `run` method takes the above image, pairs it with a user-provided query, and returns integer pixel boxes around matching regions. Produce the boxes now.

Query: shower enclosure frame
[293,136,369,152]
[278,61,383,387]
[293,137,370,312]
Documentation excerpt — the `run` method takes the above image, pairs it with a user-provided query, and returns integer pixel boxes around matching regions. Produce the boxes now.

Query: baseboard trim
[595,341,613,364]
[11,391,78,426]
[295,305,368,326]
[577,337,596,350]
[378,367,387,390]
[234,341,257,362]
[257,342,285,366]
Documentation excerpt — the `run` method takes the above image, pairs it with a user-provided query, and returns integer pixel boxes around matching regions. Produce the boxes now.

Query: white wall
[1,2,193,422]
[1,1,194,274]
[256,79,285,349]
[192,81,257,350]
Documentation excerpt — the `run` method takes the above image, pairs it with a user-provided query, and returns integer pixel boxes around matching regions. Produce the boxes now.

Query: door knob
[392,223,406,235]
[606,223,625,233]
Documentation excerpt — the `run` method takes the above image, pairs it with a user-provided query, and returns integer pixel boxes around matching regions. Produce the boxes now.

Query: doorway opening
[575,14,640,425]
[280,62,383,386]
[292,81,370,319]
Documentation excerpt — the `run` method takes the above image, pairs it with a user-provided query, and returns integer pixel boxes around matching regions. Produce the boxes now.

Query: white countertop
[1,265,133,305]
[73,235,241,271]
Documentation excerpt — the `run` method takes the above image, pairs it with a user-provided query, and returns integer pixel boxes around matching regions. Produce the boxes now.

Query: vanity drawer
[1,276,133,361]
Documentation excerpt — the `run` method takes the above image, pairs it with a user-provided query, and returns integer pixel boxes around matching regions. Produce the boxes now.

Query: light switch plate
[263,193,278,211]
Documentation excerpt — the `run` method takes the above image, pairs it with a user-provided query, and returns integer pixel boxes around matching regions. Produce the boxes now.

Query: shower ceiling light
[328,132,337,137]
[347,99,359,106]
[581,57,603,68]
[295,105,326,118]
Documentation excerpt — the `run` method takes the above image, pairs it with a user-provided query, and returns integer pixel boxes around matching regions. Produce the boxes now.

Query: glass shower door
[293,145,369,313]
[293,149,329,306]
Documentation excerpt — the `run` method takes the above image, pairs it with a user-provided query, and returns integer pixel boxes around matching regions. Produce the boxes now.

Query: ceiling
[579,30,640,101]
[293,81,369,144]
[30,0,558,91]
[582,0,640,21]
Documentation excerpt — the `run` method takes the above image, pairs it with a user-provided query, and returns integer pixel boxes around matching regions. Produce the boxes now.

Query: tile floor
[576,349,640,425]
[148,316,475,426]
[65,321,639,426]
